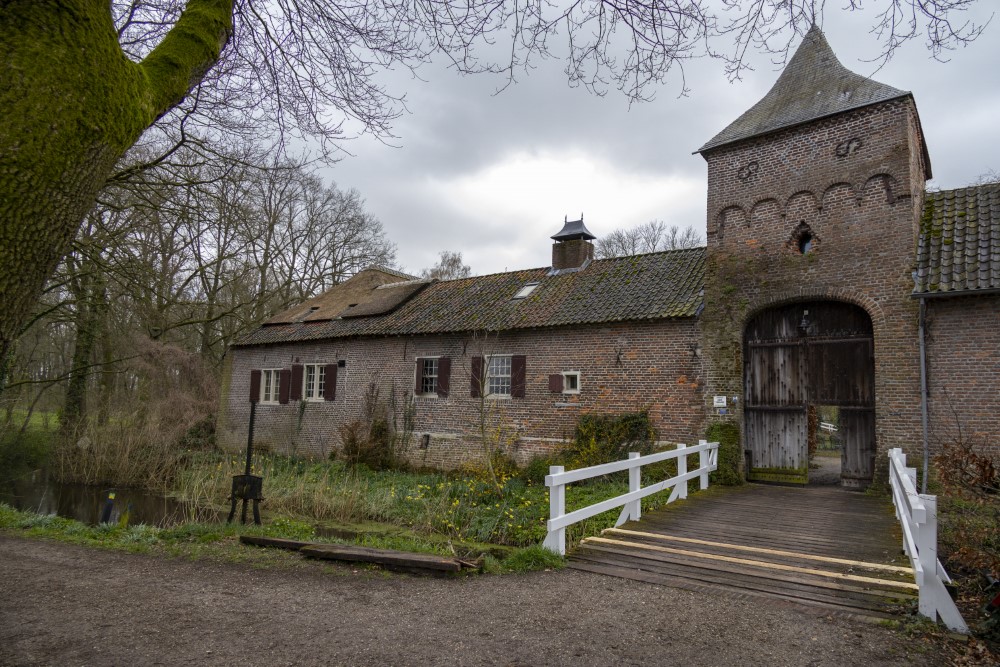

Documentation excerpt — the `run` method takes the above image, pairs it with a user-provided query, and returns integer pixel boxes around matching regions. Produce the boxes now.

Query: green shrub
[519,454,564,484]
[706,420,744,486]
[565,412,657,469]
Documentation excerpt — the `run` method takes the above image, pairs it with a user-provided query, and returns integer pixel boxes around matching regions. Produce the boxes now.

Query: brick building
[219,26,999,483]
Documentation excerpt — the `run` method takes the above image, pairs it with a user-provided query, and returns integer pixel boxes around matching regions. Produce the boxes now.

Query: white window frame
[417,357,439,396]
[562,371,581,394]
[486,354,512,398]
[261,368,282,403]
[303,364,326,401]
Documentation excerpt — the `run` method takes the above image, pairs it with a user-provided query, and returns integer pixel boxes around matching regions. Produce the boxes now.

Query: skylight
[513,282,540,300]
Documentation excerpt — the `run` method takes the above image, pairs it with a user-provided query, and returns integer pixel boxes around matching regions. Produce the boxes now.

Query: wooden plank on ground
[239,535,312,550]
[301,544,462,573]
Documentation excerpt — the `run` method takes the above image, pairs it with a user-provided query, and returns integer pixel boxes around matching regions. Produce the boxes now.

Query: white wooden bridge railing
[542,440,719,555]
[888,447,968,632]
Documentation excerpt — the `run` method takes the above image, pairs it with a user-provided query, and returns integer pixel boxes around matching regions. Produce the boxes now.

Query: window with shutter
[511,355,526,398]
[470,357,484,398]
[323,364,338,401]
[437,357,451,398]
[303,364,326,400]
[278,369,292,404]
[249,370,261,403]
[290,364,303,401]
[260,369,282,403]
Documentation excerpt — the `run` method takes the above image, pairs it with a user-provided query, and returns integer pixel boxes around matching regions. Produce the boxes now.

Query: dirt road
[0,535,960,666]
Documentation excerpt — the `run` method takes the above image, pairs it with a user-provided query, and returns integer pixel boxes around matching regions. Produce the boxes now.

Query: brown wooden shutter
[249,370,261,403]
[512,355,526,398]
[470,356,484,398]
[548,373,563,393]
[278,369,291,404]
[437,357,451,398]
[414,360,423,394]
[290,364,303,400]
[324,364,337,401]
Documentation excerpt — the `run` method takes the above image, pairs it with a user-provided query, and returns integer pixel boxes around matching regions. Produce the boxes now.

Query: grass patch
[173,451,699,551]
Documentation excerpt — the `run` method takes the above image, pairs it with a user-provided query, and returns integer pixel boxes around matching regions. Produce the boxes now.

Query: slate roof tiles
[698,26,912,156]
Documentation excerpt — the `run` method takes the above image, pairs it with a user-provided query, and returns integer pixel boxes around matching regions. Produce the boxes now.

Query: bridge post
[699,440,710,489]
[543,466,566,555]
[677,443,688,500]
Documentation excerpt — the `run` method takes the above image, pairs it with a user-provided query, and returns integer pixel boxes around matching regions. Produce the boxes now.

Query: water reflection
[1,469,217,526]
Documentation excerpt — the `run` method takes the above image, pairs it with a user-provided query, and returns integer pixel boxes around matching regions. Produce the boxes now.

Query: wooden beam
[602,528,912,574]
[582,537,917,591]
[301,544,462,573]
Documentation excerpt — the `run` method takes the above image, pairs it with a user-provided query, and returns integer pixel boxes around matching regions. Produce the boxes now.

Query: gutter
[918,296,930,494]
[911,286,1000,299]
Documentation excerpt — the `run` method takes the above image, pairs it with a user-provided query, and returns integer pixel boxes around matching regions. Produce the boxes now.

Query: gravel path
[0,535,959,666]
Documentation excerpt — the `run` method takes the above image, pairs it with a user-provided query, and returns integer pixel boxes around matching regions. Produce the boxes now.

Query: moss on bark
[0,0,233,392]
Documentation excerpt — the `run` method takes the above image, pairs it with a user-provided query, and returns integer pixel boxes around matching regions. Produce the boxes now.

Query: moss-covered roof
[915,183,1000,295]
[235,248,705,347]
[698,26,915,159]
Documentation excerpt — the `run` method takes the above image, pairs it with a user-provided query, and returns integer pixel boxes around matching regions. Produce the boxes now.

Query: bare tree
[421,251,472,281]
[0,1,989,391]
[596,220,704,258]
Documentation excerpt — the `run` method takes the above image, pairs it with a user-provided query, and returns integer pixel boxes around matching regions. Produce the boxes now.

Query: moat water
[1,469,217,526]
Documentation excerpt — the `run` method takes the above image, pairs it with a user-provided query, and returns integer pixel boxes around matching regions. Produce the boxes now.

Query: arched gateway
[743,301,875,488]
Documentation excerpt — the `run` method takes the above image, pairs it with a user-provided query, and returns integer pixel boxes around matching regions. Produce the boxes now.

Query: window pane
[317,366,325,398]
[488,356,511,395]
[421,358,438,394]
[305,366,315,398]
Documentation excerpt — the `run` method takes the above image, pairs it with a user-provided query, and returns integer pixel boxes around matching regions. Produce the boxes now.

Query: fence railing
[542,440,719,555]
[888,448,968,632]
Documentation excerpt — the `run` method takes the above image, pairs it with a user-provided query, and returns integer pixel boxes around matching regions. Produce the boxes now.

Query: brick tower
[697,26,930,485]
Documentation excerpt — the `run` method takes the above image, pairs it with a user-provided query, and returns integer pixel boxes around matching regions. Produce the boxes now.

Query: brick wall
[924,294,1000,459]
[700,98,929,478]
[218,318,704,468]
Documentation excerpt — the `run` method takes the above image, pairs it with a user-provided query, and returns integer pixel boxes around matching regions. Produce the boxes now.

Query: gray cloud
[321,7,999,276]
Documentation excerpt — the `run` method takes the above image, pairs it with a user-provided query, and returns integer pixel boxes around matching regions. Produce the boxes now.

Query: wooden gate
[744,302,875,486]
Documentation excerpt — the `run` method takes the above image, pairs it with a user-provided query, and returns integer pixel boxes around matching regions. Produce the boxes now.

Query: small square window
[562,372,580,394]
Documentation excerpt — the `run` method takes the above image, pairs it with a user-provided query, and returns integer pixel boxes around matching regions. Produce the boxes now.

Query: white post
[917,493,938,620]
[543,466,566,555]
[677,443,688,500]
[698,439,709,490]
[628,452,641,521]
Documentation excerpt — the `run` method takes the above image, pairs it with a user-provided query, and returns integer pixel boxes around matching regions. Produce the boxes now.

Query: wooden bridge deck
[568,483,916,620]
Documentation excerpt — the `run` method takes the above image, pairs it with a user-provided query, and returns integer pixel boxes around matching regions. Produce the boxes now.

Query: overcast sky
[319,6,999,277]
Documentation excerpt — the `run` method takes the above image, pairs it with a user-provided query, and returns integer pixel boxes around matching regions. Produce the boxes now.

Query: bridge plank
[568,483,914,617]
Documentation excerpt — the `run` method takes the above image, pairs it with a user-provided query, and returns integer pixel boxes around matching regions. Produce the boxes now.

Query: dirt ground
[0,535,973,667]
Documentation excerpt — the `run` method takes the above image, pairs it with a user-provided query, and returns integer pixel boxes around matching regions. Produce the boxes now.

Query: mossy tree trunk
[0,0,234,393]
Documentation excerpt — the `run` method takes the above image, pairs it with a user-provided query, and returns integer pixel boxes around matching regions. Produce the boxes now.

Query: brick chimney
[551,216,596,271]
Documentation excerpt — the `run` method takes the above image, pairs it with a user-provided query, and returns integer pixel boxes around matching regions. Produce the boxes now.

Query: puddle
[1,469,217,526]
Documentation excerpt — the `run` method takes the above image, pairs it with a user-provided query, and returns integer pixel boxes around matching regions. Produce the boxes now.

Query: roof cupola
[551,215,596,272]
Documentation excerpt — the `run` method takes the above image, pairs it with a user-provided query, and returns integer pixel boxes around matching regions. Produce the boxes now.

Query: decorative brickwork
[700,96,929,480]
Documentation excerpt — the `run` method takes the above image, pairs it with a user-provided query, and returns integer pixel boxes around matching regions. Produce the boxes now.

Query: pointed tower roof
[698,26,910,154]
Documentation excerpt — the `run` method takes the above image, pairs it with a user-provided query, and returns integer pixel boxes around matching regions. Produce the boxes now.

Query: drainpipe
[918,296,930,494]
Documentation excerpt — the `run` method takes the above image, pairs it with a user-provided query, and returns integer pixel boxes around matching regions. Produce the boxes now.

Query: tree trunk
[0,0,233,395]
